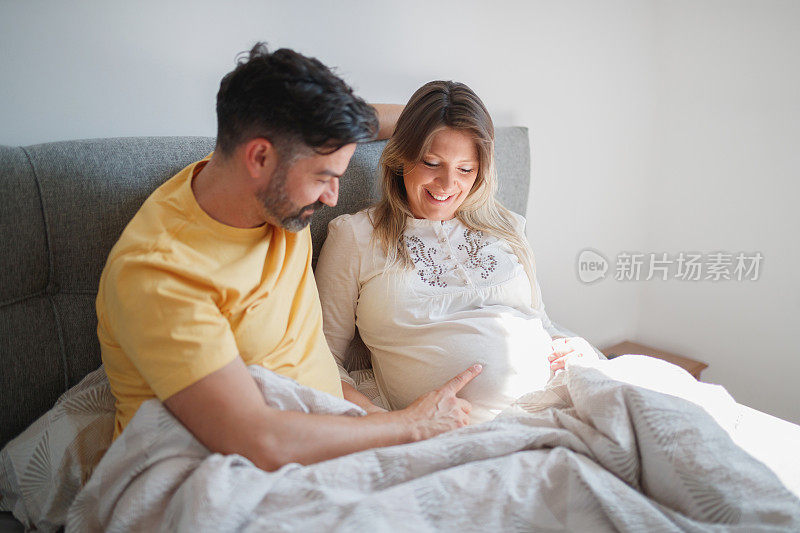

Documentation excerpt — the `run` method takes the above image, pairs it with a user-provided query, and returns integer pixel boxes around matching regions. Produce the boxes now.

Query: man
[97,43,482,472]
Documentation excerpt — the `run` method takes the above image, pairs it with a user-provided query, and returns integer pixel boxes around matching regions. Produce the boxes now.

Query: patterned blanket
[67,356,800,532]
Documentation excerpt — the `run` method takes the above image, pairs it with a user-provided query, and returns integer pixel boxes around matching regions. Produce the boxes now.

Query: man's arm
[164,357,481,472]
[371,104,404,140]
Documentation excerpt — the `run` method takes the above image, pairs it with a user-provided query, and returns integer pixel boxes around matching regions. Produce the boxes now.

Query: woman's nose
[435,168,457,190]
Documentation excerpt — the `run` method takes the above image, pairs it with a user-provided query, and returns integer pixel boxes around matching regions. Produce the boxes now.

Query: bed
[1,131,799,531]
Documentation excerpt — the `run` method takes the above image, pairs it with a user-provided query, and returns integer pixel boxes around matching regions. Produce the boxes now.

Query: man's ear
[242,138,278,181]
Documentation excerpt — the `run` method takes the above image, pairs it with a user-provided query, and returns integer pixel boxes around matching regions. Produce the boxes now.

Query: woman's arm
[534,279,565,338]
[509,212,564,339]
[341,381,387,414]
[371,104,404,140]
[317,214,387,410]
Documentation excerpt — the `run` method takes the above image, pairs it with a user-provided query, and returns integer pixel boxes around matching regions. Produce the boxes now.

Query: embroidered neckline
[458,229,498,279]
[403,225,501,287]
[404,235,447,287]
[405,217,459,228]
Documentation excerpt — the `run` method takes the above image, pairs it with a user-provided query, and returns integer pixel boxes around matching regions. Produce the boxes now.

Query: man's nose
[320,178,339,207]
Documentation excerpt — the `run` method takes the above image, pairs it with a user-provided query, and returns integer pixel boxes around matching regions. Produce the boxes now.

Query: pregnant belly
[362,310,553,424]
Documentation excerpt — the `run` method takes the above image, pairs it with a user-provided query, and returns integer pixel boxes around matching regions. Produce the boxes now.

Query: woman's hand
[548,337,599,373]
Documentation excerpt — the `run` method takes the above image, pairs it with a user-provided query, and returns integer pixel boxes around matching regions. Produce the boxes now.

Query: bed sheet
[732,405,800,498]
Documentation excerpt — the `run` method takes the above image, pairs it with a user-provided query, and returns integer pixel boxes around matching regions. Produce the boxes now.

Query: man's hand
[398,364,483,441]
[163,358,481,472]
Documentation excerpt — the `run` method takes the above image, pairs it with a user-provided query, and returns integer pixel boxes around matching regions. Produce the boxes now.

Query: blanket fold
[67,356,800,532]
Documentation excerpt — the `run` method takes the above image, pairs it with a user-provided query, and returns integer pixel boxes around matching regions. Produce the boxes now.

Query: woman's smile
[424,189,456,203]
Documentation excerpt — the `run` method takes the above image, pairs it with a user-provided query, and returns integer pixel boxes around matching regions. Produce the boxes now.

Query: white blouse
[316,208,557,424]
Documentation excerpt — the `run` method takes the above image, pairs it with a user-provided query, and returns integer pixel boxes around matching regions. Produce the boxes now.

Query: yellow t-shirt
[97,155,343,439]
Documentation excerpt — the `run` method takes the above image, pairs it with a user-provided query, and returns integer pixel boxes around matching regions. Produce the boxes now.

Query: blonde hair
[372,80,540,306]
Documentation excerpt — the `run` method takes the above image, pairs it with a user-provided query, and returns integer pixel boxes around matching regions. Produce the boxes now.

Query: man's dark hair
[215,42,378,159]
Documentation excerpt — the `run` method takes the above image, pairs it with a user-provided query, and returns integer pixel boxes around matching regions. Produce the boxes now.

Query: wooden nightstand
[601,341,708,380]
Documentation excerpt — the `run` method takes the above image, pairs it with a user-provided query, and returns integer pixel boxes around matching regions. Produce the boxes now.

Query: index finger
[440,364,483,395]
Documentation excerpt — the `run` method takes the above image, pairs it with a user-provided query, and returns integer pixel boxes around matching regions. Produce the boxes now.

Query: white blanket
[66,356,800,532]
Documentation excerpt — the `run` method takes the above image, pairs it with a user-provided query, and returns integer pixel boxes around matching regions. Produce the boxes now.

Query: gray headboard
[0,127,530,448]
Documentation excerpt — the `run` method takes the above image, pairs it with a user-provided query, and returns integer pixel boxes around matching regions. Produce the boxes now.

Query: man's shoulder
[100,236,198,300]
[104,161,206,273]
[104,211,192,275]
[100,217,203,301]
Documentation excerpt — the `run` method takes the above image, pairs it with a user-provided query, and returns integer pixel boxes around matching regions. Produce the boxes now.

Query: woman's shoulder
[326,208,376,240]
[507,211,527,235]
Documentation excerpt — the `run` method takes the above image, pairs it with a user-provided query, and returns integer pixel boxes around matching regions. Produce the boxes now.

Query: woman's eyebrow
[426,151,478,164]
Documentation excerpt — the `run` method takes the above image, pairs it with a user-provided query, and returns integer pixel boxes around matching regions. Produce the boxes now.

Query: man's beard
[256,163,324,233]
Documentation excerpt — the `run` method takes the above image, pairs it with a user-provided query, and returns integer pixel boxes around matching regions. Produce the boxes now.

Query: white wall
[1,1,796,421]
[637,0,800,423]
[0,0,652,346]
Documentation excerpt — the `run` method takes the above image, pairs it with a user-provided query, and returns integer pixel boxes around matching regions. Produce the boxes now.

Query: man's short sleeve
[100,255,239,401]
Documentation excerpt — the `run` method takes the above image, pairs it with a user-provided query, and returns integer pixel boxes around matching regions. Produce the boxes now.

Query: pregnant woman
[316,80,595,423]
